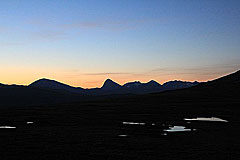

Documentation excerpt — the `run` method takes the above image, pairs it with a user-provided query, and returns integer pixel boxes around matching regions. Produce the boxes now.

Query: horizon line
[1,69,239,89]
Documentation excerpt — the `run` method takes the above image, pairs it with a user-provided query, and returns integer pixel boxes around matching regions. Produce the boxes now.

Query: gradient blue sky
[0,0,240,87]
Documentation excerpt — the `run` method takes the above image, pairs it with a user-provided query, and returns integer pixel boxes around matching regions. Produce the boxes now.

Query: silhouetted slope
[151,70,240,101]
[201,70,240,86]
[29,78,84,93]
[192,70,240,97]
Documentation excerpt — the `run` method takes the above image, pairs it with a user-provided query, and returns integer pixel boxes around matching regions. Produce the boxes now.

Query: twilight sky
[0,0,240,88]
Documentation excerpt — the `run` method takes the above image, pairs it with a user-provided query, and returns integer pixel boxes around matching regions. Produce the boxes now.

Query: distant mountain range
[0,70,239,107]
[28,78,199,95]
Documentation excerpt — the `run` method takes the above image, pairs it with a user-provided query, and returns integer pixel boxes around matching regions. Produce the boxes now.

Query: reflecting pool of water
[184,117,228,122]
[164,126,192,132]
[118,134,128,137]
[0,126,16,129]
[122,122,146,125]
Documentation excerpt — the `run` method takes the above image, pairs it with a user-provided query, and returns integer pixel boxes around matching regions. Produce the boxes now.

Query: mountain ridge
[0,69,239,106]
[5,70,240,96]
[28,78,199,95]
[29,78,84,94]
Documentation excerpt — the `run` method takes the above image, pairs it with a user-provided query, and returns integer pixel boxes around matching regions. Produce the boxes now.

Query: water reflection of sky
[184,117,228,122]
[164,126,191,132]
[0,126,16,128]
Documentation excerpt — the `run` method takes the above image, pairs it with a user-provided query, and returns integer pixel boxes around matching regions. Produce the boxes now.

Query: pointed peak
[104,78,114,83]
[101,79,122,90]
[102,79,119,86]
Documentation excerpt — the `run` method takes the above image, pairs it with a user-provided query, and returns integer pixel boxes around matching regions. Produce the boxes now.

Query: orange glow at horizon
[0,66,237,88]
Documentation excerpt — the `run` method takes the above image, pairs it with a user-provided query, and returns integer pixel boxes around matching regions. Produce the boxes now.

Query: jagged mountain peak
[163,80,199,90]
[123,81,142,88]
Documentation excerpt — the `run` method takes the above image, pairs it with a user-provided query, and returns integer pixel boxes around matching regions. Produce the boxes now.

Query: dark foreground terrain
[0,70,240,160]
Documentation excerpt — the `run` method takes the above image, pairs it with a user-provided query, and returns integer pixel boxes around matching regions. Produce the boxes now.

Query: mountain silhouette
[155,70,240,100]
[4,77,200,96]
[147,80,162,87]
[101,79,122,91]
[29,78,84,93]
[0,70,239,106]
[123,81,142,88]
[123,80,161,88]
[191,70,240,96]
[122,80,163,94]
[203,70,240,85]
[0,70,239,160]
[162,80,199,90]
